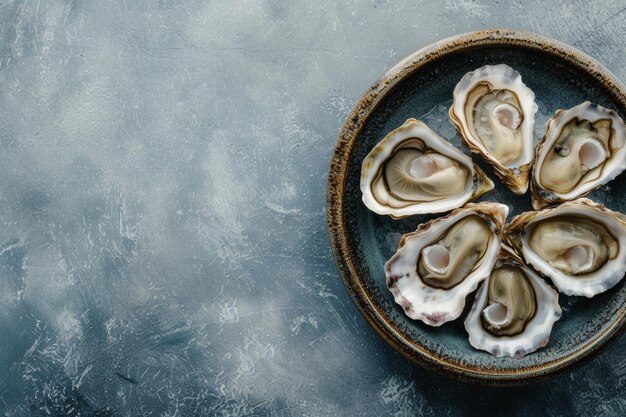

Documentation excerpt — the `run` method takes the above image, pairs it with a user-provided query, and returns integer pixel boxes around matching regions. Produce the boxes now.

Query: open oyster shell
[464,248,561,358]
[450,64,537,194]
[385,202,508,326]
[505,198,626,297]
[531,102,626,209]
[360,118,493,219]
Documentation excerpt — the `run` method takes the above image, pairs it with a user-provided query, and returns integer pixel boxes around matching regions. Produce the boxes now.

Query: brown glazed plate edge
[325,29,626,385]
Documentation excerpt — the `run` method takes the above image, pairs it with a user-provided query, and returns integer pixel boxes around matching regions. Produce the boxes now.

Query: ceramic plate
[326,29,626,383]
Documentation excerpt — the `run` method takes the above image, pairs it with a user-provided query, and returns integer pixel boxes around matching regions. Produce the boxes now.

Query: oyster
[360,118,493,218]
[385,202,508,326]
[450,64,537,194]
[505,198,626,297]
[530,102,626,209]
[464,249,561,358]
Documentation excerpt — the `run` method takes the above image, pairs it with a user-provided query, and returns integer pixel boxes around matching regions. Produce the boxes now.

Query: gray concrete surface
[0,0,625,416]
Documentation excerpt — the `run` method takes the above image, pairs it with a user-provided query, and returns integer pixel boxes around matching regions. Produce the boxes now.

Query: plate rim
[326,28,626,384]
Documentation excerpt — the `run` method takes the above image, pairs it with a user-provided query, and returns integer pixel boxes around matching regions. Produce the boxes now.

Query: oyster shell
[531,102,626,209]
[505,198,626,297]
[385,202,508,326]
[464,249,561,358]
[360,118,493,218]
[450,64,537,194]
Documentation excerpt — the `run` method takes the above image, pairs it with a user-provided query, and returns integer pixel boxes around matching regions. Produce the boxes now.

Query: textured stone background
[0,0,625,416]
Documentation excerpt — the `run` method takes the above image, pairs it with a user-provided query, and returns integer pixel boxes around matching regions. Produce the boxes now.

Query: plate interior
[343,45,626,372]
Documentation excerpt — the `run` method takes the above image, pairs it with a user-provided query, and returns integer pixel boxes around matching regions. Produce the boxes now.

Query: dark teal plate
[327,30,626,383]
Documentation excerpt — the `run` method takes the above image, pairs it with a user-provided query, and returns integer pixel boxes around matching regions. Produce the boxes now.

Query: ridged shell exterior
[505,198,626,297]
[385,202,508,326]
[530,102,626,209]
[464,249,561,358]
[450,64,537,194]
[360,118,493,219]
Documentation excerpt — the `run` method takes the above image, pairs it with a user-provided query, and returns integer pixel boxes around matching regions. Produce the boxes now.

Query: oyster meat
[360,118,493,218]
[531,102,626,209]
[464,249,561,358]
[505,198,626,297]
[385,202,508,326]
[450,64,537,194]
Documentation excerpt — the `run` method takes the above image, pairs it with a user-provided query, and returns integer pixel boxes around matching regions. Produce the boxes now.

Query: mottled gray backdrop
[0,0,625,416]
